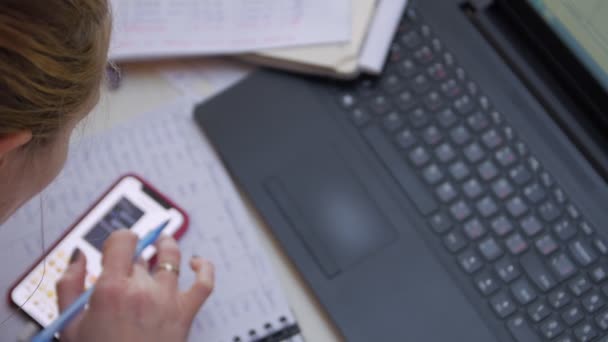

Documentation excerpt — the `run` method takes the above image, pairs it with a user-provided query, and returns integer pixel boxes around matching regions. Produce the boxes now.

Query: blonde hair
[0,0,109,144]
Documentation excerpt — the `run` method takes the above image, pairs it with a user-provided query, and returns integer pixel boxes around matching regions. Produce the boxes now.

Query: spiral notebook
[0,99,304,342]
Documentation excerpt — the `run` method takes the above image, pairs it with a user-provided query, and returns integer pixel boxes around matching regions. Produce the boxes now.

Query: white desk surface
[89,62,342,342]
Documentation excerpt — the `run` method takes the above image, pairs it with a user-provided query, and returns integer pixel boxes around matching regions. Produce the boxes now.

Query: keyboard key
[540,171,554,187]
[457,249,483,274]
[443,231,467,253]
[476,196,498,218]
[429,211,452,234]
[437,108,458,128]
[539,201,561,222]
[553,188,567,204]
[397,59,418,78]
[422,125,443,145]
[463,218,485,240]
[424,91,443,112]
[400,30,422,48]
[339,93,356,108]
[383,111,404,131]
[569,275,592,297]
[479,237,503,261]
[462,178,483,199]
[520,252,557,292]
[540,316,564,339]
[595,309,608,330]
[464,142,485,163]
[454,94,474,115]
[490,291,516,318]
[436,182,458,203]
[409,107,430,128]
[590,264,608,283]
[554,219,577,241]
[506,196,528,218]
[440,79,463,98]
[478,160,498,181]
[507,315,541,342]
[396,90,416,110]
[528,300,551,322]
[422,164,444,185]
[506,233,528,255]
[450,200,472,221]
[434,143,456,163]
[509,165,532,185]
[562,304,584,326]
[363,126,438,215]
[580,221,594,235]
[495,257,521,283]
[466,111,490,132]
[535,234,558,255]
[381,74,402,93]
[520,215,543,237]
[350,108,371,126]
[511,278,537,305]
[548,288,571,309]
[492,178,514,199]
[554,334,574,342]
[414,45,434,65]
[396,128,417,149]
[593,237,608,255]
[573,322,597,341]
[582,291,604,313]
[427,63,448,81]
[449,125,471,145]
[569,239,598,266]
[370,95,391,115]
[491,215,514,236]
[496,146,517,167]
[474,271,500,296]
[549,253,577,281]
[411,74,431,93]
[448,161,470,181]
[523,183,546,204]
[409,146,431,166]
[481,129,503,150]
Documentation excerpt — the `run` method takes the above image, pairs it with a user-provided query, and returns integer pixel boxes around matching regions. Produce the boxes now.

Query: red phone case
[7,173,189,310]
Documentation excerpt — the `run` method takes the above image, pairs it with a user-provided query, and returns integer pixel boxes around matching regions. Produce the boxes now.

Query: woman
[0,1,214,341]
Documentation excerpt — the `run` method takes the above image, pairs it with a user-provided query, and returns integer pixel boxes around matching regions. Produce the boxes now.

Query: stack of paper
[109,0,409,78]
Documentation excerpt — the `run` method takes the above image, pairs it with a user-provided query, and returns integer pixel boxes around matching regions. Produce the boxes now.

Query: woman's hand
[56,230,214,342]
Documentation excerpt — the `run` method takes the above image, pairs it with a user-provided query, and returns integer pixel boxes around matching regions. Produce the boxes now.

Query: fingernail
[69,248,81,264]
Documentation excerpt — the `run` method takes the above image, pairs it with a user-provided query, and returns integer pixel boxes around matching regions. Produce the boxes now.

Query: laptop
[194,0,608,341]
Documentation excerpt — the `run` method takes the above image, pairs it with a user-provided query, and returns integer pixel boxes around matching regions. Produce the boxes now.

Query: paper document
[109,0,351,61]
[243,0,376,78]
[0,99,301,341]
[359,0,409,74]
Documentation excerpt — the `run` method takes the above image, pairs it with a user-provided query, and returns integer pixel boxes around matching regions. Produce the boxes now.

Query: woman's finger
[153,235,181,291]
[101,230,138,277]
[55,248,87,339]
[180,256,214,320]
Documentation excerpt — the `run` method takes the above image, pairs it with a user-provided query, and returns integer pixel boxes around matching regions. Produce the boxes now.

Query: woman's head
[0,0,110,222]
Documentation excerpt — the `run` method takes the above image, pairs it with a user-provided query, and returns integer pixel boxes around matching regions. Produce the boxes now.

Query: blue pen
[32,219,171,342]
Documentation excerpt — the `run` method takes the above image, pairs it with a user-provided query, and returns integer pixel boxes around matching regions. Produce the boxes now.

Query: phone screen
[10,175,187,327]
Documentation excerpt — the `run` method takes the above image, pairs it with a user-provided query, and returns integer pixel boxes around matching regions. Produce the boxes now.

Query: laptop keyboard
[334,8,608,342]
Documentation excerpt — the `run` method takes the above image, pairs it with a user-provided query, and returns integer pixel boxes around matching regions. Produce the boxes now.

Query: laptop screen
[526,0,608,92]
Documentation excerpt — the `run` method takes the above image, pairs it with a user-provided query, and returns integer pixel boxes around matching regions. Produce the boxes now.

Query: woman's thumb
[56,248,87,312]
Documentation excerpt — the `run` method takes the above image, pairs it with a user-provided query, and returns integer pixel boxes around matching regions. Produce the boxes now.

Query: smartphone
[10,174,188,328]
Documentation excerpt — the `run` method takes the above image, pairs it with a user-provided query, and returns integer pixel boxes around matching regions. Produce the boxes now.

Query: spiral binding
[233,316,301,342]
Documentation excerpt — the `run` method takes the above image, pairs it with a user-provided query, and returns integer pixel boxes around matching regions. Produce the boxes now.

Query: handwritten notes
[0,99,301,341]
[110,0,351,61]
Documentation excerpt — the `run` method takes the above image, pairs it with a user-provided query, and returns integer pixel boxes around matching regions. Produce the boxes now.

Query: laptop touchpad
[265,148,397,278]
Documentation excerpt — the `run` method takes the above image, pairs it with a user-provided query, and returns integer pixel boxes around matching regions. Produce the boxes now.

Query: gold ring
[156,262,180,276]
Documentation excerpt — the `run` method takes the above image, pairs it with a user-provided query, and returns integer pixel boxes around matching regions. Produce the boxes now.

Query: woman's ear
[0,130,33,166]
